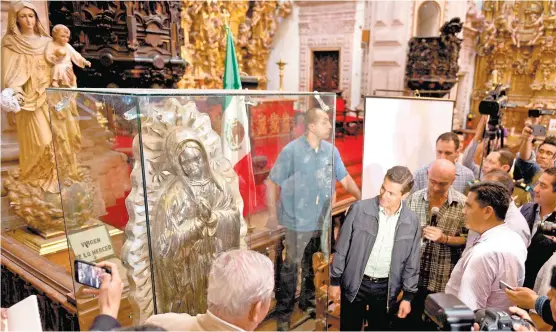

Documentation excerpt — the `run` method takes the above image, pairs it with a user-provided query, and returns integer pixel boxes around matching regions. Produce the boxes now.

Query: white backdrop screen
[362,97,454,199]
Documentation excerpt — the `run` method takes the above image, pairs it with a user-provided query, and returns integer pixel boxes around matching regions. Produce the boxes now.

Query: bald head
[428,159,456,197]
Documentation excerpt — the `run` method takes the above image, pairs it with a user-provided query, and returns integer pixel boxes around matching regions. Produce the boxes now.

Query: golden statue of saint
[1,1,94,232]
[1,1,58,192]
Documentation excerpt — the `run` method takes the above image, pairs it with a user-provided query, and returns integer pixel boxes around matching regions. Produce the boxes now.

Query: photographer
[514,120,556,188]
[461,115,531,207]
[84,261,124,331]
[522,167,556,289]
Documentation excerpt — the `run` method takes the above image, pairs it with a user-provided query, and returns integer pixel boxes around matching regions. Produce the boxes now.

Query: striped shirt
[410,162,475,194]
[406,188,467,293]
[445,224,527,311]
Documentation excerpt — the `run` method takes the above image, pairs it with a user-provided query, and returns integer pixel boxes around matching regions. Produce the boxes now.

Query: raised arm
[462,115,487,178]
[519,119,537,162]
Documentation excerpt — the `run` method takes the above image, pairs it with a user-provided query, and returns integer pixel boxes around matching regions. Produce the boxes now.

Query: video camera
[424,293,533,331]
[477,84,512,155]
[478,84,510,121]
[538,212,556,237]
[528,109,556,118]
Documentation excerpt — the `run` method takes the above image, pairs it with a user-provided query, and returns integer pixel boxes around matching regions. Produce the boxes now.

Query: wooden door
[312,50,340,92]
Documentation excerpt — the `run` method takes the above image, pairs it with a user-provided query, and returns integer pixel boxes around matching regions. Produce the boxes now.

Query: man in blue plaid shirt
[410,132,475,194]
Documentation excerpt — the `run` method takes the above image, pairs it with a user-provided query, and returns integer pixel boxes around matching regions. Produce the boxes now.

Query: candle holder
[276,58,287,91]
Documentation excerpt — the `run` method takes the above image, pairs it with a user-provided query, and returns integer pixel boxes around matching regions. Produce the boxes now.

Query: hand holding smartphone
[499,280,515,291]
[530,124,547,137]
[74,259,111,289]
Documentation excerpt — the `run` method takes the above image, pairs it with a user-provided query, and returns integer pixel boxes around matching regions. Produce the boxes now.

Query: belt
[363,275,388,283]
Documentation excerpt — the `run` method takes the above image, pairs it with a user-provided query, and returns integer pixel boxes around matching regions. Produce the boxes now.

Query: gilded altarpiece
[470,0,556,137]
[178,0,292,89]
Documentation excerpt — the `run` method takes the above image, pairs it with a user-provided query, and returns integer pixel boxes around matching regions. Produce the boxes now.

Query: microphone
[430,207,440,227]
[528,109,556,118]
[425,207,440,244]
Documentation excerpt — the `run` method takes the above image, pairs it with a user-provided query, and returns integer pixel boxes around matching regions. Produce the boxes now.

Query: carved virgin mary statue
[1,1,58,191]
[1,1,95,233]
[122,98,246,323]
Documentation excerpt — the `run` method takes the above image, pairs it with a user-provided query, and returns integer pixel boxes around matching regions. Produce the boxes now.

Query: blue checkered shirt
[410,162,475,195]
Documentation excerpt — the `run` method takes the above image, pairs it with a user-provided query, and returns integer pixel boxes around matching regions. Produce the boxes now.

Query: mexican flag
[221,26,257,216]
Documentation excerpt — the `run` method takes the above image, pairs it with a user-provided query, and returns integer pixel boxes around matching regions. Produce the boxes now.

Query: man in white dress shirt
[445,182,527,312]
[465,170,531,249]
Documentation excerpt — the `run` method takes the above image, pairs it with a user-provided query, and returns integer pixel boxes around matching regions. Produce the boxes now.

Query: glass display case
[44,88,337,330]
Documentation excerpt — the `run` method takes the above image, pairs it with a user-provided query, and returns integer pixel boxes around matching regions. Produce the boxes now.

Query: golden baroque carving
[179,0,292,89]
[470,0,556,129]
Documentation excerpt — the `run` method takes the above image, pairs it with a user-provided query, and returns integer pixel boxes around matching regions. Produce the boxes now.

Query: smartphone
[499,280,515,291]
[531,124,547,137]
[74,260,111,289]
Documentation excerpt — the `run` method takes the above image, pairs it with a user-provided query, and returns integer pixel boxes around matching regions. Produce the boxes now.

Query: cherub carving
[509,19,521,48]
[527,13,544,46]
[483,20,497,49]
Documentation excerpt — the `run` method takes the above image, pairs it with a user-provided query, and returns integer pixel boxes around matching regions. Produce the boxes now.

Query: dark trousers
[275,229,321,323]
[340,277,391,331]
[398,287,435,331]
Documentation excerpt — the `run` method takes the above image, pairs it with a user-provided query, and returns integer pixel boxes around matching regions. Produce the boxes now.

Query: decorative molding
[298,3,357,105]
[374,40,403,47]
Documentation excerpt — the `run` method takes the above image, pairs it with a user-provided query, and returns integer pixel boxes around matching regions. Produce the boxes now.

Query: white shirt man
[445,182,527,312]
[465,171,531,249]
[466,202,531,250]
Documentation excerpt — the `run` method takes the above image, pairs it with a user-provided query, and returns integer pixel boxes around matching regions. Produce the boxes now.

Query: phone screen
[75,260,108,289]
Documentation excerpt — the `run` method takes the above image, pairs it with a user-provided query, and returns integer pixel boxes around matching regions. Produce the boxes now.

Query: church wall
[363,1,414,95]
[297,1,358,107]
[266,5,300,92]
[348,1,365,108]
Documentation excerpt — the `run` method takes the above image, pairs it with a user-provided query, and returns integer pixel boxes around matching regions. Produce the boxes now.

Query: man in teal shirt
[266,107,360,331]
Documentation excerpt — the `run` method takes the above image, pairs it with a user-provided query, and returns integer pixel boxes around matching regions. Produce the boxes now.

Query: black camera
[425,293,533,331]
[478,84,511,145]
[538,213,556,237]
[475,309,532,331]
[528,109,556,118]
[478,84,510,119]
